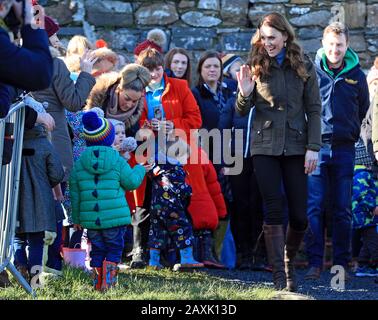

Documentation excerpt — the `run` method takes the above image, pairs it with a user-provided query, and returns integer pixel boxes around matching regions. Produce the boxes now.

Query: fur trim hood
[86,71,145,130]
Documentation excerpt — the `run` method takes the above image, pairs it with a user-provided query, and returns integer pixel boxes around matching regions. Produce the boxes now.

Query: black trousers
[253,155,308,231]
[358,226,378,266]
[229,157,264,255]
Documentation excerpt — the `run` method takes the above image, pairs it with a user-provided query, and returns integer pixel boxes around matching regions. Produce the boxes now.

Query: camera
[3,0,25,39]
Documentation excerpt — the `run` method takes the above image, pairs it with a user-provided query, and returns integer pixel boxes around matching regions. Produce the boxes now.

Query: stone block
[181,11,222,27]
[85,0,133,27]
[170,27,217,50]
[198,0,220,10]
[221,0,249,26]
[248,4,286,27]
[290,10,331,27]
[222,32,254,51]
[136,3,179,26]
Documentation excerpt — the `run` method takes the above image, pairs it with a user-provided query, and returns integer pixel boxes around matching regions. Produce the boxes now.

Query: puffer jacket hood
[315,47,359,78]
[79,145,119,175]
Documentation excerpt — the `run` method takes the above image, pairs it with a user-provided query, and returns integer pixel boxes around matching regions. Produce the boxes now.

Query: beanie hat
[82,111,115,146]
[92,47,119,65]
[354,138,373,168]
[134,29,167,56]
[86,106,105,118]
[221,54,243,76]
[109,118,125,129]
[44,15,59,38]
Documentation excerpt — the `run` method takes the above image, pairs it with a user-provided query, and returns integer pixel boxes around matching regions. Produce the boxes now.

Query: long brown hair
[164,47,192,86]
[249,12,308,81]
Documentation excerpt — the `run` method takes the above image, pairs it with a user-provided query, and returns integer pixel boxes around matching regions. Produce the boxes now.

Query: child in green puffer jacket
[69,111,147,291]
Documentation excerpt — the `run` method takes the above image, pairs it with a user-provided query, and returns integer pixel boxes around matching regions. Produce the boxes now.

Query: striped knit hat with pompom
[82,111,115,146]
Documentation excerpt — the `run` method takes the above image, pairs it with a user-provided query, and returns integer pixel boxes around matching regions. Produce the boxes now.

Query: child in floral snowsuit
[147,140,204,270]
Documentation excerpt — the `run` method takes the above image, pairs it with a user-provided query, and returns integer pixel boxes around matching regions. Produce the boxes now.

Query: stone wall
[42,0,378,69]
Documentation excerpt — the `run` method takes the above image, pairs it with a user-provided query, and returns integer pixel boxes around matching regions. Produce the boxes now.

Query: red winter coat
[186,148,227,231]
[140,74,202,138]
[135,74,202,209]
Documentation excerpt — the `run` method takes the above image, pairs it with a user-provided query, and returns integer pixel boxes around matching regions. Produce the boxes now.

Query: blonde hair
[66,35,94,57]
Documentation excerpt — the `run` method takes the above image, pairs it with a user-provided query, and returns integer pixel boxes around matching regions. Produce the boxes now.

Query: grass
[0,265,276,300]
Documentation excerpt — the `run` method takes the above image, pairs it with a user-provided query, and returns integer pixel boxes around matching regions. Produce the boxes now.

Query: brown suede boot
[284,226,306,292]
[263,224,286,290]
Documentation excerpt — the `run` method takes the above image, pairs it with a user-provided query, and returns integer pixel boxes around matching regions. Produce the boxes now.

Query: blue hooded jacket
[315,48,369,145]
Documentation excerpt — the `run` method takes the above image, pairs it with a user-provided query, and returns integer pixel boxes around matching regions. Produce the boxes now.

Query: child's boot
[101,260,118,291]
[200,230,226,269]
[92,267,102,291]
[148,248,163,270]
[174,246,204,271]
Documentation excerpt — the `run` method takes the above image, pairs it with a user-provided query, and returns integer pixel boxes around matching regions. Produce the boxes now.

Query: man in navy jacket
[305,22,370,280]
[0,0,53,117]
[0,0,53,288]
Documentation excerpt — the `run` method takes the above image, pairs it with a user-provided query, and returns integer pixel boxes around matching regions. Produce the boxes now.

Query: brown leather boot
[263,224,286,290]
[285,226,306,292]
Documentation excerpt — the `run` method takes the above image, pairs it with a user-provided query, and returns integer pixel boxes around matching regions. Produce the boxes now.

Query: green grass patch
[0,265,275,300]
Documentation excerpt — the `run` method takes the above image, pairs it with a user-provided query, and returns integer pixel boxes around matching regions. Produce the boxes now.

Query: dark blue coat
[315,48,369,145]
[191,81,235,132]
[192,81,235,167]
[0,25,53,91]
[219,96,254,161]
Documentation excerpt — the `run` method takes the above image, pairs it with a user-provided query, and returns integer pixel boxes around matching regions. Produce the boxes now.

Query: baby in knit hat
[221,54,243,81]
[69,111,147,291]
[109,118,137,161]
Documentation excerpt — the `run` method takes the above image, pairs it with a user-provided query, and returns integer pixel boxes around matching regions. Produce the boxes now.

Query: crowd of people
[0,0,377,294]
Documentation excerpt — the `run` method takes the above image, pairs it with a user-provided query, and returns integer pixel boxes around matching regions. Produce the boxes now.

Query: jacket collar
[315,47,359,78]
[197,81,229,98]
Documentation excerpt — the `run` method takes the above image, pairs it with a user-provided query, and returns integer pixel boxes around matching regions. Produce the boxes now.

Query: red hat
[134,40,163,56]
[44,15,59,38]
[96,39,108,49]
[133,29,167,57]
[133,40,162,56]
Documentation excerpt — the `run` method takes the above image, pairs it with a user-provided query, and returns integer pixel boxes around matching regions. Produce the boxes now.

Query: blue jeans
[306,144,355,268]
[87,226,126,267]
[14,232,44,272]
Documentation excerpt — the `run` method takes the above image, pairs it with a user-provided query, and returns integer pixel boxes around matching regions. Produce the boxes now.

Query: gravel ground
[204,268,378,300]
